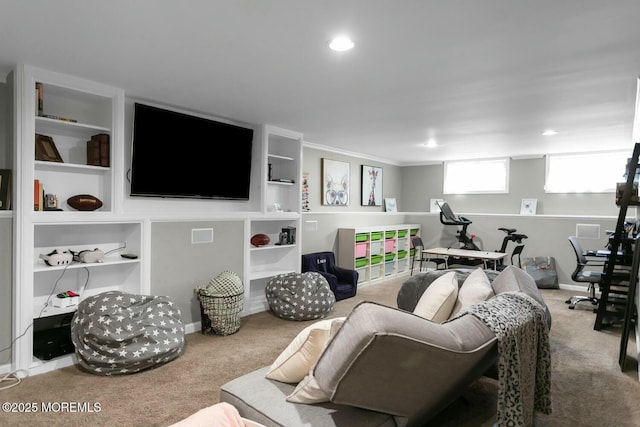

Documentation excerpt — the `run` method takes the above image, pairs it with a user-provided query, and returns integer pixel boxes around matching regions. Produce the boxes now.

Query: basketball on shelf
[250,234,270,247]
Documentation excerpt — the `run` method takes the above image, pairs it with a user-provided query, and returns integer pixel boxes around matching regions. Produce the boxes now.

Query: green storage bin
[385,230,396,239]
[385,253,395,262]
[371,231,383,241]
[371,254,383,265]
[410,228,419,236]
[397,229,408,238]
[410,248,415,257]
[397,249,407,259]
[355,257,368,268]
[355,233,369,242]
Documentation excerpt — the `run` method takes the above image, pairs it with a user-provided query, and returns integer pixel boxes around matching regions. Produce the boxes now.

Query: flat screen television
[130,103,254,200]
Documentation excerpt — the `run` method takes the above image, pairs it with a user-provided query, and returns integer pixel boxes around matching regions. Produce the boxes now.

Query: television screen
[130,103,254,200]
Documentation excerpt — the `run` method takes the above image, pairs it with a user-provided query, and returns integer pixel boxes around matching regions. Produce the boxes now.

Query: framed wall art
[322,158,350,205]
[361,165,383,206]
[384,197,397,212]
[520,198,537,215]
[35,133,63,162]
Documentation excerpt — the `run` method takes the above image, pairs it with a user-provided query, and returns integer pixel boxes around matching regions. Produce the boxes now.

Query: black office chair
[410,236,447,275]
[566,236,605,309]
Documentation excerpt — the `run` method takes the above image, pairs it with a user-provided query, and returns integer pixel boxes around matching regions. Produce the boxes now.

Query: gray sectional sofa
[219,266,551,427]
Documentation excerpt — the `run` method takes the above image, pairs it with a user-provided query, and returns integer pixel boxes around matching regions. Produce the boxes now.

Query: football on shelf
[250,233,270,247]
[67,194,103,211]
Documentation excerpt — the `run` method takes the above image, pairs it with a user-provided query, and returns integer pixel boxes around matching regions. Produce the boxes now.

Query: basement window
[545,151,629,193]
[443,158,509,194]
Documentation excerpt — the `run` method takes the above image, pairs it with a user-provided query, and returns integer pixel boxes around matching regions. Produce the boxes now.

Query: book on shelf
[40,114,78,123]
[0,169,11,210]
[91,133,110,167]
[86,139,101,166]
[35,82,43,116]
[34,179,44,211]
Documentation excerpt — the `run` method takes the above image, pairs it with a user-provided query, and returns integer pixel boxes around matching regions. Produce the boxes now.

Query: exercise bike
[494,227,528,270]
[436,201,527,268]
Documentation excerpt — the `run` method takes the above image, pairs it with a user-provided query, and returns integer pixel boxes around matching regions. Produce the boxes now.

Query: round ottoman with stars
[70,290,185,375]
[265,272,336,321]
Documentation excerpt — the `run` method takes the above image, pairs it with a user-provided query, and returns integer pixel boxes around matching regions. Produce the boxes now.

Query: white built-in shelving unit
[245,126,302,314]
[11,65,145,375]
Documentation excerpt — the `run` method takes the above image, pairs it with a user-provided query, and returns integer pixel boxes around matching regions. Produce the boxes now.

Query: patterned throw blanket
[454,291,552,426]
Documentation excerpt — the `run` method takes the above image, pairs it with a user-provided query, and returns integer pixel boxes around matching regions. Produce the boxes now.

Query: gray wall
[0,216,11,365]
[150,221,244,325]
[400,158,620,216]
[301,146,627,287]
[0,81,8,169]
[302,146,403,212]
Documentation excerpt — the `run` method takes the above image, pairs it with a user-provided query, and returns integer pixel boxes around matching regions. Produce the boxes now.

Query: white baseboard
[0,362,12,375]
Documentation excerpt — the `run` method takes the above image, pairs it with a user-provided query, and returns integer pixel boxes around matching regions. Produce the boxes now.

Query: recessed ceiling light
[542,130,558,136]
[329,36,354,52]
[423,138,437,148]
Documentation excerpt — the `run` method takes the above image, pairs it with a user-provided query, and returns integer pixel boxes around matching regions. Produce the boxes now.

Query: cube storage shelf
[338,225,420,285]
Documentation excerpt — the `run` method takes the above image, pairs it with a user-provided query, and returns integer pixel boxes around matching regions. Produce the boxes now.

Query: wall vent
[191,228,214,244]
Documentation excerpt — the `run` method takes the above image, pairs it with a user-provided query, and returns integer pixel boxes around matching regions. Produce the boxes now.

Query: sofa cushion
[413,271,458,323]
[312,301,497,421]
[286,372,329,403]
[397,268,500,312]
[450,267,494,317]
[265,317,345,383]
[491,265,545,308]
[220,366,400,427]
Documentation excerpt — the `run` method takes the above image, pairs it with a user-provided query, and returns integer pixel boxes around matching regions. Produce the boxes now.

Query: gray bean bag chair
[71,291,185,375]
[266,272,336,320]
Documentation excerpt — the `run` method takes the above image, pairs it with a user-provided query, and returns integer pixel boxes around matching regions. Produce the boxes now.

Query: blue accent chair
[301,251,358,301]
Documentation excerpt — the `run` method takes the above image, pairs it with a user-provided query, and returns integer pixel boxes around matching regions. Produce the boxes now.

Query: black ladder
[595,143,639,332]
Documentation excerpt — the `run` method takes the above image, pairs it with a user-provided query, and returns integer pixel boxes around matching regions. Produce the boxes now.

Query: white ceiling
[1,1,640,165]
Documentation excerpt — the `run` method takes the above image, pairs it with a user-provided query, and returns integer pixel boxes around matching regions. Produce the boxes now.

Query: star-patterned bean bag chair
[265,272,336,321]
[70,291,185,375]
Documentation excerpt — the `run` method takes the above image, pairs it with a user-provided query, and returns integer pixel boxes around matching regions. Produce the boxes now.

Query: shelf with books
[12,64,127,375]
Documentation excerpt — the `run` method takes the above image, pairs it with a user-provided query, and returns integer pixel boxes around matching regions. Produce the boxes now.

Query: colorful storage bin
[355,242,368,258]
[410,228,419,236]
[397,249,407,259]
[385,253,396,262]
[370,231,383,241]
[355,257,368,268]
[356,267,368,283]
[385,230,396,239]
[355,233,369,242]
[384,261,395,276]
[370,240,383,254]
[371,254,383,265]
[397,229,408,238]
[384,238,396,253]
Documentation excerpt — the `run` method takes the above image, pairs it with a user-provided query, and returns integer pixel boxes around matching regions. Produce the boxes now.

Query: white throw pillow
[265,317,345,383]
[413,271,458,323]
[286,372,331,403]
[450,267,494,317]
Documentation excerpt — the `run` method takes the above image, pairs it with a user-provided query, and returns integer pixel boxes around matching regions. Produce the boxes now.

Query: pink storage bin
[385,238,396,253]
[355,242,368,258]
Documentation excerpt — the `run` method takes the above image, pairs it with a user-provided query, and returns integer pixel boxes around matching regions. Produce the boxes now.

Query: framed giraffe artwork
[361,165,383,206]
